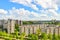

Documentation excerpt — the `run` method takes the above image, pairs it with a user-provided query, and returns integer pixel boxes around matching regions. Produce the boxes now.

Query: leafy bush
[28,34,38,40]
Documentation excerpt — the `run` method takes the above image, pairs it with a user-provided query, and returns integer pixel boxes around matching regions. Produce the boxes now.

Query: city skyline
[0,0,60,21]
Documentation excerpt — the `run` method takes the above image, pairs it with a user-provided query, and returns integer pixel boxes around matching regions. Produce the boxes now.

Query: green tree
[15,24,19,31]
[23,21,33,25]
[0,31,3,36]
[52,34,59,40]
[48,33,52,40]
[20,33,26,40]
[58,34,60,40]
[41,33,48,40]
[28,34,38,40]
[15,31,19,39]
[36,29,41,36]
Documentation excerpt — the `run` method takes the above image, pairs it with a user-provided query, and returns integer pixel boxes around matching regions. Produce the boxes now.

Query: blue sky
[0,0,60,21]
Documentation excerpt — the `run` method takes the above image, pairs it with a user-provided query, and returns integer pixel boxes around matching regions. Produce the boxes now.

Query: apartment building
[0,19,60,35]
[19,24,60,35]
[0,19,23,33]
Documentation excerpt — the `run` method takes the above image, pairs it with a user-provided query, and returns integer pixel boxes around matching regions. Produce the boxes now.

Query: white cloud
[0,7,60,20]
[4,7,39,20]
[34,0,58,10]
[7,7,56,20]
[1,7,59,20]
[10,0,59,11]
[0,9,8,20]
[48,9,58,16]
[39,9,60,20]
[54,0,60,7]
[0,0,60,20]
[0,9,8,14]
[10,0,38,10]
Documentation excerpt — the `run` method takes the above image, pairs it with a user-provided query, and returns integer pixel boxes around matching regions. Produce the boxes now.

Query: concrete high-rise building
[7,19,15,33]
[0,20,4,31]
[15,20,23,26]
[0,19,60,35]
[0,19,23,34]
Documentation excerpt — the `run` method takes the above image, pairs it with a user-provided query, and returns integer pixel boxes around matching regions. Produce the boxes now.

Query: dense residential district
[0,19,60,40]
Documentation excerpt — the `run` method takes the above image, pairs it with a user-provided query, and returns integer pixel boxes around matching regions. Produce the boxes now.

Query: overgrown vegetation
[0,28,60,40]
[0,20,60,40]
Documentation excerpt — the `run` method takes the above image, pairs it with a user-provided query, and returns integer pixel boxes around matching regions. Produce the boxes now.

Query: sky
[0,0,60,21]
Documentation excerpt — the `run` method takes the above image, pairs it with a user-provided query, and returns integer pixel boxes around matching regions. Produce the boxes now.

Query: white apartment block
[0,19,60,35]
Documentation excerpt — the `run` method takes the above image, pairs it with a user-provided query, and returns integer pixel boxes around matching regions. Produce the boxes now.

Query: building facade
[19,24,60,35]
[0,19,60,35]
